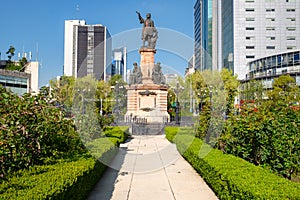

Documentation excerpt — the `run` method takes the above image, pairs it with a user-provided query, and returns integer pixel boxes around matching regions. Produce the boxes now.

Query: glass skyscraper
[194,0,221,71]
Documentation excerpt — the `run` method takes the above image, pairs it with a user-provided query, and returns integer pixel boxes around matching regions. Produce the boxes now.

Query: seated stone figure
[130,62,143,85]
[152,62,165,85]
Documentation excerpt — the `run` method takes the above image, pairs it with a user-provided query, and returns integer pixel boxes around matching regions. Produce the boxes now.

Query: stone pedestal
[125,48,169,123]
[139,48,156,84]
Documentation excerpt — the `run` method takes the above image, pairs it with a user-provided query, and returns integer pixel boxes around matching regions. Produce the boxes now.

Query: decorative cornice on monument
[139,48,157,53]
[139,90,157,96]
[140,107,155,112]
[127,83,169,91]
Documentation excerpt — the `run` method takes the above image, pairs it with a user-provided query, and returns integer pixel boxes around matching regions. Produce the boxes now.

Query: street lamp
[78,88,91,114]
[174,82,184,125]
[113,81,126,123]
[209,85,213,111]
[197,89,207,114]
[100,98,103,116]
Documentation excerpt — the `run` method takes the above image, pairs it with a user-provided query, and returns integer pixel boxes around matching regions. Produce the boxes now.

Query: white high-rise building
[232,0,300,79]
[194,0,300,80]
[111,47,127,82]
[64,20,112,80]
[64,20,86,77]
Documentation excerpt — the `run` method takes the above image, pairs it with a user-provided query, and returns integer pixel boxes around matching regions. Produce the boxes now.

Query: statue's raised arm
[136,11,158,49]
[136,11,144,24]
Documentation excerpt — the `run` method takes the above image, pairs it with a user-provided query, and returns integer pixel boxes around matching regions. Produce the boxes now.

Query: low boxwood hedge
[165,127,300,199]
[0,126,129,200]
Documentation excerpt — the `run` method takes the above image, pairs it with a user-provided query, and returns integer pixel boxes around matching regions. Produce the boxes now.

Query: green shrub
[0,137,121,200]
[0,157,107,200]
[165,128,300,199]
[0,86,84,178]
[0,126,129,199]
[103,126,129,143]
[165,126,195,142]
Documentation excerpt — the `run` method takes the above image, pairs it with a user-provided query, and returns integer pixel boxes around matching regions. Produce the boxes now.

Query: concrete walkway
[87,135,218,200]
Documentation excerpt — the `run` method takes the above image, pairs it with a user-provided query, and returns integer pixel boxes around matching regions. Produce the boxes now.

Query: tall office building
[111,47,127,82]
[64,20,112,81]
[194,0,222,72]
[194,0,300,80]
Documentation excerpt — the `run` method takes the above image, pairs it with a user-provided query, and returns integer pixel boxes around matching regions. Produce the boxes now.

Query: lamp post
[113,81,126,123]
[197,89,207,114]
[78,88,90,114]
[100,98,103,116]
[209,86,213,111]
[174,82,184,125]
[114,81,120,122]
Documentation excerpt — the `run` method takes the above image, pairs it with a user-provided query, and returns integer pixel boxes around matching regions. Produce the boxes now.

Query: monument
[125,11,169,127]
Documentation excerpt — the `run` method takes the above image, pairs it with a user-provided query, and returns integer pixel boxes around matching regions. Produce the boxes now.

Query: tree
[167,89,176,121]
[49,76,75,117]
[19,57,28,71]
[6,46,15,61]
[108,74,125,86]
[240,79,264,102]
[221,68,240,115]
[268,75,299,102]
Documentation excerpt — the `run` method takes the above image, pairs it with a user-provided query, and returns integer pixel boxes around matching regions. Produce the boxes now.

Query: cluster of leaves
[0,86,84,178]
[220,75,300,179]
[165,128,300,199]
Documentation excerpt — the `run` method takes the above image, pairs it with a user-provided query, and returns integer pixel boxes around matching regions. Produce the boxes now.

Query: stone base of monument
[131,123,165,135]
[125,83,169,128]
[125,46,170,134]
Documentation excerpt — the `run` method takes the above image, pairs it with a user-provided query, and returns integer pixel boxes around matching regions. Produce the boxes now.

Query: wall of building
[233,0,300,80]
[0,69,30,95]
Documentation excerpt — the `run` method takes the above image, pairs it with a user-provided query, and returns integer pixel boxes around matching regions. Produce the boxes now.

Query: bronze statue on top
[136,11,158,49]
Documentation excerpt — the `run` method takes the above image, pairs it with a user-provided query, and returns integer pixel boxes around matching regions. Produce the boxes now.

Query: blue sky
[0,0,195,87]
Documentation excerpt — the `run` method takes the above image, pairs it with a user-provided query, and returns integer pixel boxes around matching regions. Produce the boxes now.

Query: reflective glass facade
[222,0,234,72]
[0,72,29,95]
[194,0,213,71]
[246,50,300,88]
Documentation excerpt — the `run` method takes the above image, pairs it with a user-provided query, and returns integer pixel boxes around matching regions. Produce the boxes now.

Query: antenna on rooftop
[36,42,39,62]
[76,4,80,19]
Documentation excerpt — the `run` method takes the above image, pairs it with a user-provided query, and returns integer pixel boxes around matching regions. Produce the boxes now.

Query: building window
[266,46,275,49]
[287,18,296,22]
[287,36,296,40]
[266,27,275,31]
[266,18,275,21]
[266,36,276,40]
[246,27,255,30]
[286,8,295,12]
[246,36,255,40]
[286,27,296,31]
[246,55,255,59]
[246,46,255,49]
[246,18,255,21]
[287,46,296,50]
[246,8,255,12]
[266,8,275,12]
[246,0,255,2]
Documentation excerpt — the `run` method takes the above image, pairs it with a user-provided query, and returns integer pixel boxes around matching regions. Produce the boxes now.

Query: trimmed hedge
[165,127,300,200]
[0,126,129,200]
